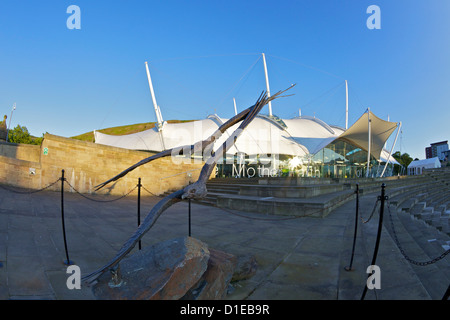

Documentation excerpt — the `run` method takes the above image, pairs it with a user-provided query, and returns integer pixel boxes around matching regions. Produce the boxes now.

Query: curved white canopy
[338,110,398,160]
[94,110,399,163]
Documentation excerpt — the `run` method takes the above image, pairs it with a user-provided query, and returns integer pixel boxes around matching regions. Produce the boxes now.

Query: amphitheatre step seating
[200,179,356,217]
[385,201,450,299]
[385,168,450,236]
[381,168,450,298]
[193,173,443,218]
[155,169,450,299]
[1,167,449,300]
[214,188,355,217]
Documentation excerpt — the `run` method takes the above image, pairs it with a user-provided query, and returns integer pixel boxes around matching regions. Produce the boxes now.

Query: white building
[407,157,441,175]
[94,58,402,179]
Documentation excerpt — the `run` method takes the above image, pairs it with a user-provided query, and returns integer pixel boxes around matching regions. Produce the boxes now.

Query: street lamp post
[6,103,16,142]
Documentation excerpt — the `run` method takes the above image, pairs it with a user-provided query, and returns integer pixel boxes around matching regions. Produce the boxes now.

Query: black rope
[64,180,137,202]
[360,198,379,224]
[386,199,450,266]
[141,185,159,197]
[0,178,61,194]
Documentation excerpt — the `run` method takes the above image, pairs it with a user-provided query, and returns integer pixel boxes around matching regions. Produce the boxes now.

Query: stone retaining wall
[0,133,207,196]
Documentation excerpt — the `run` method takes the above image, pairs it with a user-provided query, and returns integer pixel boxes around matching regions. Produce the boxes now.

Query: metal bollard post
[188,180,192,237]
[361,183,387,300]
[442,284,450,300]
[61,169,73,265]
[137,178,142,250]
[188,198,191,237]
[345,183,359,271]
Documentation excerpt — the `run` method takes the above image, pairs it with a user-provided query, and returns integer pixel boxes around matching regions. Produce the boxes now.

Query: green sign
[43,147,48,155]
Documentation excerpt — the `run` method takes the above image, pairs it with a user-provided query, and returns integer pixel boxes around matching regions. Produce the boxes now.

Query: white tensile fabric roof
[94,110,399,164]
[337,110,398,161]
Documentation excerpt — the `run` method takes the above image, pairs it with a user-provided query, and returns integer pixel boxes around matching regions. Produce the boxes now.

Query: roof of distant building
[430,140,448,146]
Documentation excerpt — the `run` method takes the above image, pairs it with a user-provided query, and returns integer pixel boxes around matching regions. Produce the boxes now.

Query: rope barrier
[141,185,159,197]
[343,183,450,300]
[0,178,61,194]
[386,199,450,266]
[2,173,448,299]
[64,179,138,202]
[0,171,157,265]
[360,198,379,224]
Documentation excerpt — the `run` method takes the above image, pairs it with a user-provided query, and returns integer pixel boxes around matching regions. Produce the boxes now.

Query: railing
[344,183,450,300]
[1,171,449,299]
[0,169,161,266]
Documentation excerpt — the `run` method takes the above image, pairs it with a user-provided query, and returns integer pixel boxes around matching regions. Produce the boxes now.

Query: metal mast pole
[145,61,163,129]
[345,80,349,130]
[145,61,165,150]
[380,121,402,177]
[366,108,371,177]
[262,53,272,116]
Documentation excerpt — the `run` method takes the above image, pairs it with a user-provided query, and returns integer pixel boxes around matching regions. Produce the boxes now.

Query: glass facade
[215,139,394,179]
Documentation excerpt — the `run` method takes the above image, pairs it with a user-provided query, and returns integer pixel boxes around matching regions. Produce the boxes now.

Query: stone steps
[387,182,441,212]
[195,174,439,218]
[192,172,450,299]
[337,193,432,300]
[215,189,356,218]
[384,202,450,299]
[381,176,450,299]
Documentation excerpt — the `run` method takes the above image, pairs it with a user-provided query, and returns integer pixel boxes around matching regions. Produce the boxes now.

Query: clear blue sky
[1,0,449,160]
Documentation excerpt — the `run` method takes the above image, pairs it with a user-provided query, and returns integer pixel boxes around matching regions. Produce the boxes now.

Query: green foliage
[71,120,194,142]
[392,151,414,168]
[392,151,414,175]
[7,125,43,145]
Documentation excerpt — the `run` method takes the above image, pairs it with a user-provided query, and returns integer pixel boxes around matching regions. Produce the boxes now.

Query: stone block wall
[0,141,40,162]
[0,154,42,190]
[0,133,207,196]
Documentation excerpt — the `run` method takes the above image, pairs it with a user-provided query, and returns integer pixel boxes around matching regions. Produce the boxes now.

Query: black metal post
[188,179,192,237]
[137,178,142,250]
[61,169,73,265]
[361,183,386,300]
[188,198,191,237]
[442,284,450,300]
[345,183,359,271]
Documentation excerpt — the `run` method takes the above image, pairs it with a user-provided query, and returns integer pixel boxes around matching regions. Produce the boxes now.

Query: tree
[7,125,43,145]
[392,151,414,175]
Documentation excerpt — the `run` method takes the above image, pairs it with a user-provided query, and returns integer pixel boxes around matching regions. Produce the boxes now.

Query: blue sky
[0,0,449,160]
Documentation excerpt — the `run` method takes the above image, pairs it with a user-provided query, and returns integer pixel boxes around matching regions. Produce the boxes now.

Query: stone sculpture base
[92,237,238,300]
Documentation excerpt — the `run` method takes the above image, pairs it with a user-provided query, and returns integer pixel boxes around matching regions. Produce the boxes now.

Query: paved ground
[0,184,439,300]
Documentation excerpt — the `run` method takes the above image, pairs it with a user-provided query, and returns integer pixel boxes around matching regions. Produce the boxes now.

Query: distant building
[408,157,441,175]
[425,140,448,161]
[425,146,432,159]
[443,150,450,162]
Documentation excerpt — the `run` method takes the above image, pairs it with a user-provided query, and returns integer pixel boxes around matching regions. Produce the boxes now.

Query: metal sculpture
[82,86,294,284]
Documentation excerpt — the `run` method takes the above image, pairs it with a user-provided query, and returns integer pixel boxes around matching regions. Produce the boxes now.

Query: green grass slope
[71,120,193,142]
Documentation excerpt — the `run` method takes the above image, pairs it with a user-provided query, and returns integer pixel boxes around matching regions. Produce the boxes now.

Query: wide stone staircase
[198,168,450,299]
[196,171,449,219]
[379,169,450,299]
[389,168,450,236]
